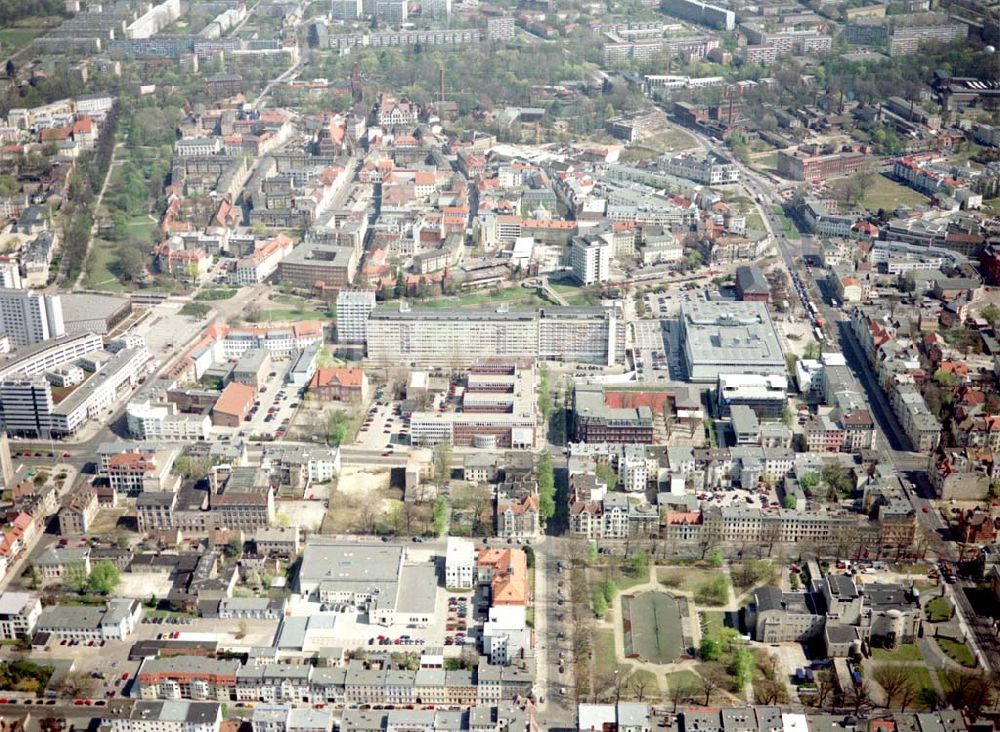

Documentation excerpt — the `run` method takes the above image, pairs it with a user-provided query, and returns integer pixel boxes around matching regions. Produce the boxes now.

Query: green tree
[933,368,958,388]
[64,562,89,593]
[537,363,553,423]
[800,472,819,491]
[731,648,754,690]
[595,462,618,491]
[708,547,723,568]
[687,250,703,270]
[111,212,128,240]
[537,450,555,522]
[628,549,649,577]
[821,462,852,496]
[433,441,453,484]
[325,410,350,445]
[225,538,243,559]
[432,496,448,535]
[700,636,722,660]
[593,592,608,617]
[586,541,598,564]
[783,494,796,509]
[87,561,120,595]
[803,341,821,360]
[117,246,146,282]
[981,303,1000,328]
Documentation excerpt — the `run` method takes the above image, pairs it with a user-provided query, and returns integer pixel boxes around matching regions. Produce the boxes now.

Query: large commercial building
[777,149,870,182]
[0,288,64,347]
[570,237,610,286]
[679,301,785,382]
[366,304,622,366]
[295,539,437,627]
[60,293,132,336]
[335,290,376,344]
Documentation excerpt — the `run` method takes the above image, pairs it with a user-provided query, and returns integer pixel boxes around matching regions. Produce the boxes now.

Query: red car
[121,673,130,681]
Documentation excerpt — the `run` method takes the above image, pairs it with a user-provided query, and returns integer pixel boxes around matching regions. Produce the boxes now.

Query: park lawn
[981,198,1000,215]
[611,566,650,592]
[658,566,726,594]
[871,643,923,661]
[594,628,618,670]
[620,128,698,161]
[892,665,938,708]
[860,175,929,211]
[419,287,546,310]
[771,206,799,237]
[746,210,765,231]
[124,217,156,243]
[83,241,127,293]
[936,637,976,667]
[196,288,238,302]
[550,283,603,307]
[623,668,660,700]
[925,597,952,622]
[257,305,330,322]
[0,15,60,52]
[666,669,701,692]
[754,152,778,169]
[701,610,725,637]
[594,628,659,698]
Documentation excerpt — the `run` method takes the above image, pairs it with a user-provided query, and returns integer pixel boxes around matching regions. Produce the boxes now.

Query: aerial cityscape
[0,0,996,730]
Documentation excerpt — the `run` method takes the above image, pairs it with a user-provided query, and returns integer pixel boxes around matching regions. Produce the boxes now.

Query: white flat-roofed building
[716,373,788,421]
[0,591,41,640]
[125,400,212,441]
[295,539,438,627]
[680,300,785,382]
[445,537,475,590]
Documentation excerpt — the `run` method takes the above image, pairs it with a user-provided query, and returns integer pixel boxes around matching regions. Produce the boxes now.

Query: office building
[716,373,788,420]
[570,237,611,286]
[679,300,785,382]
[277,243,358,292]
[335,290,376,344]
[573,383,654,444]
[0,289,64,347]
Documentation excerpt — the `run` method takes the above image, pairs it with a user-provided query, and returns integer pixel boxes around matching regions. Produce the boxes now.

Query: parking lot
[357,400,407,450]
[213,358,305,441]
